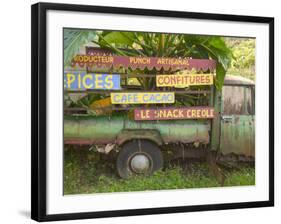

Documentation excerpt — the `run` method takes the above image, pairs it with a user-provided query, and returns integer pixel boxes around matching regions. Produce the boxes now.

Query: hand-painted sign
[71,53,216,72]
[64,72,121,90]
[134,107,214,120]
[110,92,175,104]
[156,74,213,87]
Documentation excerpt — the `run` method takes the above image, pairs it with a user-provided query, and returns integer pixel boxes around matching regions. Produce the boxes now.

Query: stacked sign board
[65,53,215,120]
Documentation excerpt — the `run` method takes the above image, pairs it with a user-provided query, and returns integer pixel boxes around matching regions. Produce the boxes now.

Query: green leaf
[215,63,226,90]
[208,37,228,50]
[100,32,135,45]
[64,29,97,67]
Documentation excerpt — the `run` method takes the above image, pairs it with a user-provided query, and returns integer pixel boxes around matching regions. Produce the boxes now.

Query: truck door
[220,85,255,157]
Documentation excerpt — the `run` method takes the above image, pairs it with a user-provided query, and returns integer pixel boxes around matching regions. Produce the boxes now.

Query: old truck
[64,74,255,179]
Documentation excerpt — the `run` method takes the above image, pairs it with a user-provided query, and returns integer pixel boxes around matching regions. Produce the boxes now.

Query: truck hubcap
[130,154,150,173]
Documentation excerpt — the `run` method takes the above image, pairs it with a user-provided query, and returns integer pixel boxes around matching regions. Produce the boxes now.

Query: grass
[64,148,255,195]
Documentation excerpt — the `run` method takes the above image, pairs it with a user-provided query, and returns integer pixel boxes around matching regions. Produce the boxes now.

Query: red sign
[71,54,216,72]
[134,107,215,120]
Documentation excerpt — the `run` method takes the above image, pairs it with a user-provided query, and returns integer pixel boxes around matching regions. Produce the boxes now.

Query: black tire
[116,140,163,179]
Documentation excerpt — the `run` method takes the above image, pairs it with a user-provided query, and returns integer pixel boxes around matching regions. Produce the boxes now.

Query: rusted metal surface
[64,116,123,145]
[222,86,245,114]
[124,118,210,144]
[164,143,208,160]
[220,84,255,157]
[64,74,255,161]
[220,115,255,157]
[224,75,255,86]
[217,153,255,164]
[64,115,211,145]
[116,129,163,146]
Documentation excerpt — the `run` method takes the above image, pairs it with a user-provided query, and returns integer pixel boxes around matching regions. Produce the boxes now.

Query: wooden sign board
[72,54,217,72]
[64,72,121,90]
[110,92,175,104]
[134,107,214,120]
[156,74,213,87]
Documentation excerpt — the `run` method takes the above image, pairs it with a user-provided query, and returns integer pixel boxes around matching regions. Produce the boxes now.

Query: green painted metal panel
[220,115,255,156]
[64,115,124,144]
[64,115,211,145]
[220,85,255,157]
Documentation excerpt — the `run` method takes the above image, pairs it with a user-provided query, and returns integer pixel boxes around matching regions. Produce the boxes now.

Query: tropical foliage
[225,38,255,80]
[64,29,233,89]
[93,31,232,90]
[64,29,97,66]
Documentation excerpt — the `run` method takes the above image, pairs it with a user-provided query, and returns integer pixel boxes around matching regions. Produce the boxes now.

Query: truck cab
[219,75,255,157]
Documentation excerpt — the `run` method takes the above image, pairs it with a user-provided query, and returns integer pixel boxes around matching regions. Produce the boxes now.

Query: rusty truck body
[64,75,255,178]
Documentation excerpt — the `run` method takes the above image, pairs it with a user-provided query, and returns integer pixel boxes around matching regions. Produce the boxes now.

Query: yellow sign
[111,92,175,104]
[156,74,213,88]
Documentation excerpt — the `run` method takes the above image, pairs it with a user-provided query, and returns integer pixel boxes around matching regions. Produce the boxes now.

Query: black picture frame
[31,2,274,222]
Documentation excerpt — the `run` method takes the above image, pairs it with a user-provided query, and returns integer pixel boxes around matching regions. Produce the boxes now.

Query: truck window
[222,86,253,115]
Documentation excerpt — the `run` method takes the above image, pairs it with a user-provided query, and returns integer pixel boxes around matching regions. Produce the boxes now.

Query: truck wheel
[117,140,163,179]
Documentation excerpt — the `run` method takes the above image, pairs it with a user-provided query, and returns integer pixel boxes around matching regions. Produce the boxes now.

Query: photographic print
[31,3,273,221]
[63,29,256,194]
